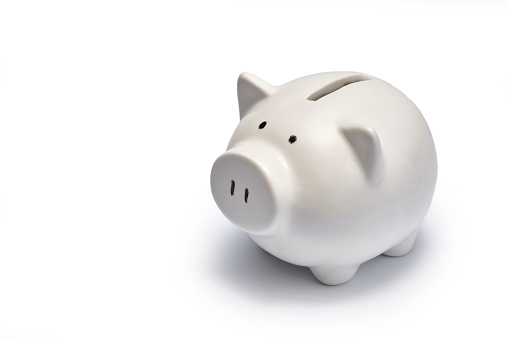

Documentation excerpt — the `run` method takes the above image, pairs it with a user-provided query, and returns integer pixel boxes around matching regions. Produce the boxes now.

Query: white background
[0,1,507,338]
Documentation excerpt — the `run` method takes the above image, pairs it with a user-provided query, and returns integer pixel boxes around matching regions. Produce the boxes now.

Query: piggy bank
[210,72,437,285]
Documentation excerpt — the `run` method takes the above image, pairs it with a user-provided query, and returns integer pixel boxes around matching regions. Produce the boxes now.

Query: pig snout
[210,144,289,236]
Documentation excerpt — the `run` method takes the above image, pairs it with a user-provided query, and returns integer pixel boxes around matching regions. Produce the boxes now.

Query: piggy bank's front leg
[309,265,360,285]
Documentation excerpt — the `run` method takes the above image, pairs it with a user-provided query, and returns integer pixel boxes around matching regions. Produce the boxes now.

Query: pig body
[211,72,437,285]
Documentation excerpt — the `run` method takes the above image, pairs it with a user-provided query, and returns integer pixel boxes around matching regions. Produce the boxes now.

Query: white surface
[0,1,506,338]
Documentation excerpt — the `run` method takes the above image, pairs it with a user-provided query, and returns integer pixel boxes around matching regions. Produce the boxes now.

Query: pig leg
[383,229,419,257]
[309,265,360,285]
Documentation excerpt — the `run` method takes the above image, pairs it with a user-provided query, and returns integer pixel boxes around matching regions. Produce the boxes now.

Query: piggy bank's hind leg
[309,229,419,285]
[309,265,360,285]
[383,229,419,257]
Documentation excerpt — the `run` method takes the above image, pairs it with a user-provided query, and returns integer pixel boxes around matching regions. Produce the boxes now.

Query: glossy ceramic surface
[211,71,437,285]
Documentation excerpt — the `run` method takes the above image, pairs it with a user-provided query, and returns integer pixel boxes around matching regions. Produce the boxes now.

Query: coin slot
[307,75,371,101]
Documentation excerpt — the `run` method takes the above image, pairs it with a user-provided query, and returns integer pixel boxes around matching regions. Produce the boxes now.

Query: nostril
[244,188,249,203]
[231,180,235,196]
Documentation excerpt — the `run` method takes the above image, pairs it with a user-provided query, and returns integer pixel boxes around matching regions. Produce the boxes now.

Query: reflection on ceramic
[211,71,437,285]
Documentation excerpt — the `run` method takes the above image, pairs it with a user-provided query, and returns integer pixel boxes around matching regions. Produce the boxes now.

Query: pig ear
[237,72,275,120]
[341,125,384,185]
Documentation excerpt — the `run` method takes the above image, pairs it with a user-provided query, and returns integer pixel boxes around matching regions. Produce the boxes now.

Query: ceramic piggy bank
[210,72,437,285]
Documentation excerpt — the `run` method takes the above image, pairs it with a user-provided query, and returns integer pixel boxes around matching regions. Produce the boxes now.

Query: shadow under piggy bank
[213,222,431,303]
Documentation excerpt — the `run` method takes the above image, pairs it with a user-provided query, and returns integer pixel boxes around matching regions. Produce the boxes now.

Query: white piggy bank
[210,72,437,285]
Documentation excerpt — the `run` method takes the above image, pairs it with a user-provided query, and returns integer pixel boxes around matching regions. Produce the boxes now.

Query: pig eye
[288,135,297,144]
[259,121,267,129]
